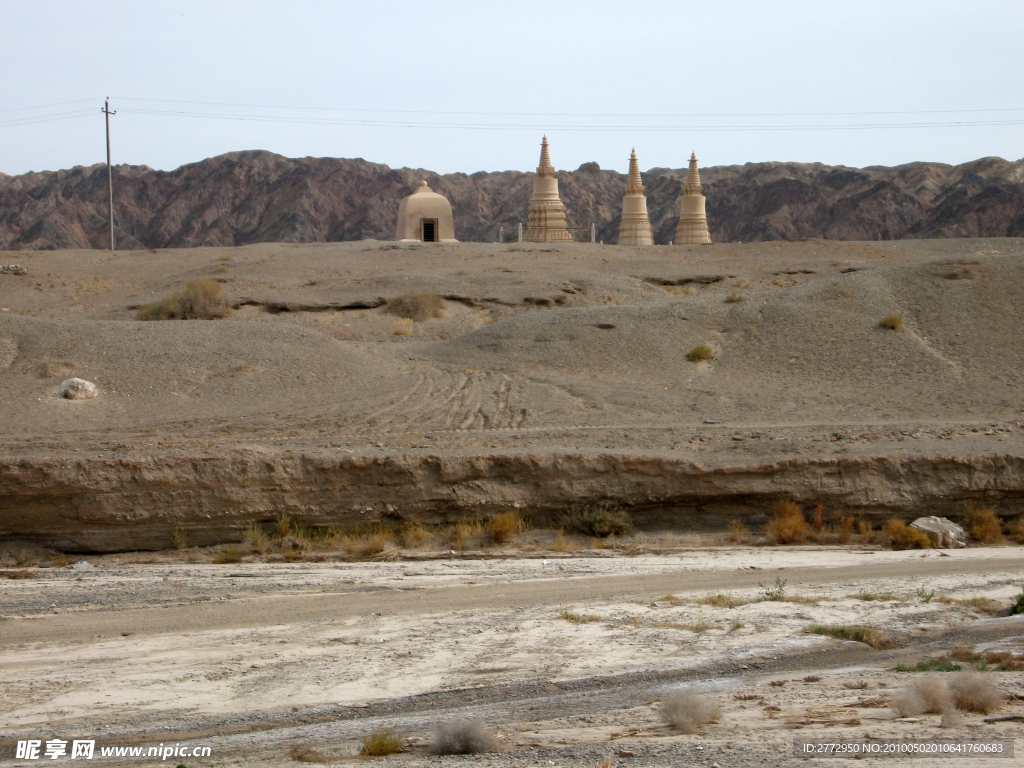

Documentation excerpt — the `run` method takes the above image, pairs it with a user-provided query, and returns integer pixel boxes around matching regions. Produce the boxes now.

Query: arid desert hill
[0,237,1022,551]
[2,150,1024,250]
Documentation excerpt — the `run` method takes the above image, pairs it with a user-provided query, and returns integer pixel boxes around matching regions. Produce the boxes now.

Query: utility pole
[102,98,116,250]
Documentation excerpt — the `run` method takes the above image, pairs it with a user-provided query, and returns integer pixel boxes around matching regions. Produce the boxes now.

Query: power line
[115,107,1024,132]
[0,109,97,128]
[112,96,1024,120]
[0,98,100,114]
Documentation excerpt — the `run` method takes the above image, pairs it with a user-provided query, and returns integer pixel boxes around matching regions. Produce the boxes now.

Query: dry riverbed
[1,545,1023,766]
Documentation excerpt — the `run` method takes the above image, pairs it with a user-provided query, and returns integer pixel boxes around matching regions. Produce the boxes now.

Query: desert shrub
[559,607,602,624]
[386,291,445,322]
[686,344,714,362]
[213,544,243,564]
[805,624,893,649]
[0,570,40,579]
[765,500,810,545]
[726,519,750,543]
[243,523,271,555]
[660,688,722,733]
[891,675,951,716]
[883,519,932,550]
[137,278,230,320]
[879,314,903,330]
[965,505,1003,544]
[549,530,573,552]
[724,293,746,303]
[1008,518,1024,544]
[1012,588,1024,616]
[172,524,188,550]
[487,511,524,544]
[390,318,414,336]
[398,522,433,549]
[360,728,403,756]
[446,519,483,550]
[431,720,495,755]
[697,593,748,609]
[759,577,788,601]
[560,502,632,538]
[948,672,1002,714]
[346,531,390,559]
[835,515,855,544]
[289,743,329,762]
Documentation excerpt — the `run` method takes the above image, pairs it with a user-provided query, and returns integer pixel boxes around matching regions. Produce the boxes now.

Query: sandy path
[5,553,1021,645]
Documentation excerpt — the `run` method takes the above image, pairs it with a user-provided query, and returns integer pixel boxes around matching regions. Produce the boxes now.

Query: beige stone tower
[618,148,653,245]
[524,136,571,242]
[675,152,711,245]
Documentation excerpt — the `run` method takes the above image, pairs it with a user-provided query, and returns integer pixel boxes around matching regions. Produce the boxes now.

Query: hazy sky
[2,1,1022,176]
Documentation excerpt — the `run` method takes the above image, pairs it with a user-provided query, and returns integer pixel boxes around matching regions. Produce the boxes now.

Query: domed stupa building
[395,181,458,242]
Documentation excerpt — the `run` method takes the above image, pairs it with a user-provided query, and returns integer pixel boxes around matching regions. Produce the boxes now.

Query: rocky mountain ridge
[2,150,1023,249]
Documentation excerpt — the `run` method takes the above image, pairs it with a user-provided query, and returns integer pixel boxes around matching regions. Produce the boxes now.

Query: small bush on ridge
[138,278,230,320]
[560,502,632,538]
[386,291,445,322]
[431,720,495,755]
[965,505,1003,544]
[360,729,404,756]
[879,315,903,330]
[883,519,932,550]
[765,500,810,545]
[686,344,714,362]
[487,511,524,544]
[660,688,722,733]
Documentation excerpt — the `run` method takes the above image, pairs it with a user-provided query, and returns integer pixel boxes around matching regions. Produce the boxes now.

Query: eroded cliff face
[2,449,1022,552]
[3,151,1023,249]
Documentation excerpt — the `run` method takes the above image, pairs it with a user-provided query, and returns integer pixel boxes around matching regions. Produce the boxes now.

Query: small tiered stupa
[675,152,711,245]
[524,136,572,242]
[618,148,653,245]
[395,181,457,242]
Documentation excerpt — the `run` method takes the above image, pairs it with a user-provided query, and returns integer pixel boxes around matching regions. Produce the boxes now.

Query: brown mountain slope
[2,150,1023,250]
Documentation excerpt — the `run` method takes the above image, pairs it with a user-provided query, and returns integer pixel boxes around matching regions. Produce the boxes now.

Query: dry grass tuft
[696,593,748,609]
[346,531,391,559]
[138,278,230,320]
[727,518,750,542]
[447,519,484,550]
[559,608,602,624]
[965,505,1003,544]
[805,624,894,649]
[765,500,810,545]
[686,344,714,362]
[879,314,903,330]
[390,318,414,336]
[803,675,821,683]
[431,720,495,755]
[1008,518,1024,544]
[725,293,747,303]
[843,680,870,690]
[660,688,722,733]
[243,523,271,555]
[948,672,1002,714]
[398,522,433,549]
[0,569,40,579]
[386,291,445,322]
[289,744,330,762]
[213,544,243,564]
[892,675,951,716]
[360,729,404,756]
[487,511,524,544]
[883,518,932,550]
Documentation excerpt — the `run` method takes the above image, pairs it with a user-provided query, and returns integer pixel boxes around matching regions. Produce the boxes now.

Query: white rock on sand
[910,516,968,548]
[57,377,98,400]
